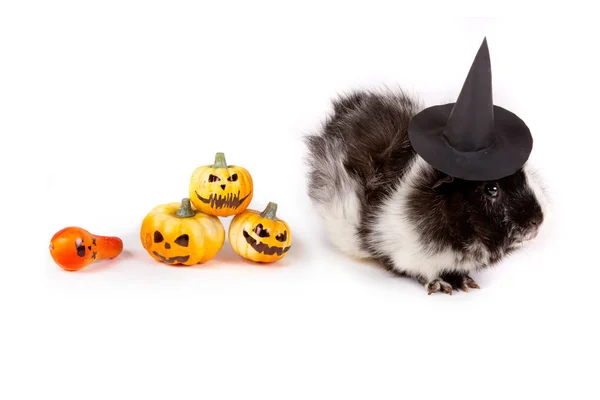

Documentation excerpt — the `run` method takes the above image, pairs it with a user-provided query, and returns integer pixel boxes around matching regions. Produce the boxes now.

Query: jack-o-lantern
[140,198,225,266]
[189,152,253,217]
[228,202,292,263]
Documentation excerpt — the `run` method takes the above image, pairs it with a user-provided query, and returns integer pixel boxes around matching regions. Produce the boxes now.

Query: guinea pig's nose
[530,214,543,228]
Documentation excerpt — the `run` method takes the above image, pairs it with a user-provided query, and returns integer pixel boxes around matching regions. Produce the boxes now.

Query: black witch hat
[408,37,532,181]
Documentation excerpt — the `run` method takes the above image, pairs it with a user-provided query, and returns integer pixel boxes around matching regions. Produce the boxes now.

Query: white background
[2,2,598,400]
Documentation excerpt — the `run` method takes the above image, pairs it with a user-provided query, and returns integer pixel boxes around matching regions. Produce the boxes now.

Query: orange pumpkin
[228,202,292,263]
[189,152,253,217]
[49,227,123,271]
[140,198,225,266]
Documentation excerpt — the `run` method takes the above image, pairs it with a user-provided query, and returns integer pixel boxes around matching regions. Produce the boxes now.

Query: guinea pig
[304,89,547,295]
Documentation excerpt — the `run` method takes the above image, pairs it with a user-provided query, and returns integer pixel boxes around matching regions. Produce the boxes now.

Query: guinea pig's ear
[432,174,454,190]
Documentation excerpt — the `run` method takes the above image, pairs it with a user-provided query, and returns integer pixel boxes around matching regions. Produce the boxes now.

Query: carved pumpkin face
[189,152,253,217]
[228,202,292,263]
[140,198,225,266]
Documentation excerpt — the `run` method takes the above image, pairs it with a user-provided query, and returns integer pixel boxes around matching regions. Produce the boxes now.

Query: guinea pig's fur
[304,89,547,294]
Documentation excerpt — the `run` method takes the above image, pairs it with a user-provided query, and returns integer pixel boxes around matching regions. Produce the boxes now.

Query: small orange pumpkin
[140,198,225,266]
[189,152,253,217]
[228,202,292,263]
[49,227,123,271]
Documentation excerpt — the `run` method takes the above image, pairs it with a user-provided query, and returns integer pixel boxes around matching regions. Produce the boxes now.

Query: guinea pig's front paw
[425,278,454,295]
[439,272,481,294]
[425,273,481,295]
[425,272,479,295]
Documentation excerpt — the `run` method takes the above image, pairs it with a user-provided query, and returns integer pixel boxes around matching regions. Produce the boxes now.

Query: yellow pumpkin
[140,198,225,266]
[228,202,292,263]
[189,152,253,217]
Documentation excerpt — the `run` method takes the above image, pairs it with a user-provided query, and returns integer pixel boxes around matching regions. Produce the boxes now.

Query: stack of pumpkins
[140,152,292,266]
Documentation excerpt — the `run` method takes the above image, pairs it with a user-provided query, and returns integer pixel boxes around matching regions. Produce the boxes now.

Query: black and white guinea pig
[304,89,548,295]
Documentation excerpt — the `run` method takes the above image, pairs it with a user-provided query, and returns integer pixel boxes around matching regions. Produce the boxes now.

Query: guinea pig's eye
[484,184,499,197]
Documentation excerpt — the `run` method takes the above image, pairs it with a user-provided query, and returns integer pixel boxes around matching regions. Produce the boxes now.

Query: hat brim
[408,103,533,181]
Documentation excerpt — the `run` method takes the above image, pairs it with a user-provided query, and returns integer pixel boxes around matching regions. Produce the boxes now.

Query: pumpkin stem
[260,202,278,220]
[213,152,228,168]
[176,198,196,218]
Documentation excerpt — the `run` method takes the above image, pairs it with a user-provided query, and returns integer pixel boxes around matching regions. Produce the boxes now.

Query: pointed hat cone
[407,37,533,181]
[444,37,495,151]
